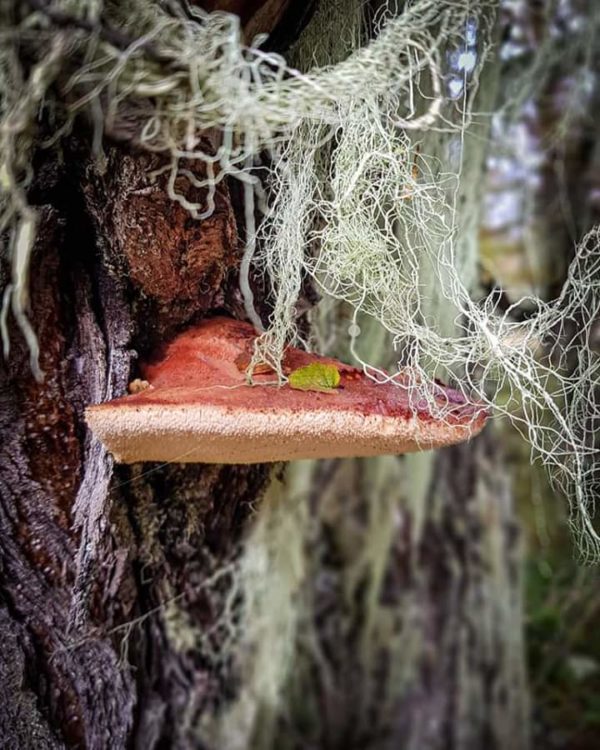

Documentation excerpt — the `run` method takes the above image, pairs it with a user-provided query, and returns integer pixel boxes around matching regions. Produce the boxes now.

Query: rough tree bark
[0,2,528,749]
[0,132,273,747]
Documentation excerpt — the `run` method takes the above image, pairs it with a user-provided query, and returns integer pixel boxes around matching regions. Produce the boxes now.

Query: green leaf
[288,363,341,393]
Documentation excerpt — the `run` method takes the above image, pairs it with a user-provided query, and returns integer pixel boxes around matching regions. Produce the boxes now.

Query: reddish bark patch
[199,0,292,40]
[113,156,238,311]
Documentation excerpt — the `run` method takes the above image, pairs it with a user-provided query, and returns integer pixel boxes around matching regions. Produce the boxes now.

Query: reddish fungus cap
[85,317,488,464]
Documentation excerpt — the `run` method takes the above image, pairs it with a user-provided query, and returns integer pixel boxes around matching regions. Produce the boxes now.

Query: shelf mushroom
[85,317,488,464]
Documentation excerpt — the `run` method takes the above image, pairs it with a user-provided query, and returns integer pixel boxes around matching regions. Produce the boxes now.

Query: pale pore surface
[85,403,484,464]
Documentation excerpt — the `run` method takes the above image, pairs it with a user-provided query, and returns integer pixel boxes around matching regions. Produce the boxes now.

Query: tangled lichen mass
[1,0,599,556]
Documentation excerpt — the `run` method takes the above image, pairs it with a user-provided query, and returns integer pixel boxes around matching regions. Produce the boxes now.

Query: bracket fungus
[85,317,488,464]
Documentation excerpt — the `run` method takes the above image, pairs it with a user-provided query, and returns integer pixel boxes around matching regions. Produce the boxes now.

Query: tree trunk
[270,434,529,750]
[0,135,273,748]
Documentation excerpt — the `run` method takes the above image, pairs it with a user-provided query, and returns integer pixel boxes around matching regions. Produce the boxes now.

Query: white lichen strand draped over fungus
[0,0,599,554]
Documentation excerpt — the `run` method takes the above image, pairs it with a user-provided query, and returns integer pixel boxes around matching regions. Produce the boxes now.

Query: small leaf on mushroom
[288,363,341,394]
